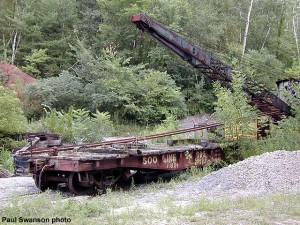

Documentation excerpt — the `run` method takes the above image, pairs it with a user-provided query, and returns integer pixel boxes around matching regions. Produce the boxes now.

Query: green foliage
[0,147,14,172]
[213,72,258,161]
[242,49,285,90]
[0,86,28,149]
[22,71,84,118]
[104,68,186,124]
[70,44,187,124]
[284,60,300,79]
[0,86,28,135]
[22,49,51,77]
[213,72,257,140]
[0,137,26,150]
[147,47,215,114]
[75,0,102,51]
[25,43,187,124]
[0,0,298,78]
[2,0,300,131]
[32,108,113,143]
[244,83,300,155]
[11,0,78,76]
[149,115,179,143]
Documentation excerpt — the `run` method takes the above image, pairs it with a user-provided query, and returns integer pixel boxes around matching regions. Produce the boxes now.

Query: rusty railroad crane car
[14,123,223,195]
[14,14,293,195]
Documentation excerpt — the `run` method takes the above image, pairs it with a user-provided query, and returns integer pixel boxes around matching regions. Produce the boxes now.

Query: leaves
[22,49,51,77]
[213,72,258,141]
[0,86,27,135]
[35,108,113,143]
[22,71,84,117]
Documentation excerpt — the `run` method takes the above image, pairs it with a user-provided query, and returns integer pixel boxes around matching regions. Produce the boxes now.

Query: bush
[0,86,28,150]
[0,86,28,135]
[212,72,258,160]
[22,71,84,118]
[148,115,180,143]
[31,108,114,143]
[24,44,187,125]
[0,147,14,173]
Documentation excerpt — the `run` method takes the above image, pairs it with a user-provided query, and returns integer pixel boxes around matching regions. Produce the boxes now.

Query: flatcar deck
[20,143,221,172]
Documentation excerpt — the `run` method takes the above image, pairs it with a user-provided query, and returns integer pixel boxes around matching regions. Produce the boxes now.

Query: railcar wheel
[33,173,58,191]
[68,172,95,195]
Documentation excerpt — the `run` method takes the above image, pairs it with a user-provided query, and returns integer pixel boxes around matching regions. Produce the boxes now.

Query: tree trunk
[242,0,255,57]
[2,34,7,62]
[10,29,21,65]
[292,6,300,64]
[261,27,271,51]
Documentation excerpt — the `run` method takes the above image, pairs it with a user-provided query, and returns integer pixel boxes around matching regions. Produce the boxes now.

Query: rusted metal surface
[18,143,222,195]
[131,14,232,82]
[131,13,292,119]
[25,144,221,173]
[15,144,222,195]
[14,124,223,195]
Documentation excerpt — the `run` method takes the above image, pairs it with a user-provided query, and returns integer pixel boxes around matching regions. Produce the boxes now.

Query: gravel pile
[180,150,300,196]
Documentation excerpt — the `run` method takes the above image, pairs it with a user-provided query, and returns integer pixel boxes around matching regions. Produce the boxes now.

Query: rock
[0,167,13,178]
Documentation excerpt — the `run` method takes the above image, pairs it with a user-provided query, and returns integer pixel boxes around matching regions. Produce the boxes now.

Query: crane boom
[131,13,291,119]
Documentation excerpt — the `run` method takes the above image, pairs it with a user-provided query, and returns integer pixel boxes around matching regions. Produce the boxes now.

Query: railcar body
[14,124,223,195]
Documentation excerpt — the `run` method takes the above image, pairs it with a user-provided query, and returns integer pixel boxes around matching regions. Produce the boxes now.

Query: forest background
[1,0,300,168]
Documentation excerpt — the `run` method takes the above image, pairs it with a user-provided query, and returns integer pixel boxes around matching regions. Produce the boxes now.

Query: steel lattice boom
[131,13,292,119]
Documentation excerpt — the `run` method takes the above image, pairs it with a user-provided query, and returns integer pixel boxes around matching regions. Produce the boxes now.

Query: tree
[4,0,79,77]
[72,44,187,124]
[242,0,255,56]
[0,0,27,64]
[24,42,187,124]
[75,0,102,53]
[22,48,51,77]
[213,72,257,141]
[284,59,300,79]
[242,49,285,90]
[213,72,259,161]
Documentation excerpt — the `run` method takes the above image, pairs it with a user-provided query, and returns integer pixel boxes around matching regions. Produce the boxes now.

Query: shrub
[31,108,113,143]
[0,147,14,172]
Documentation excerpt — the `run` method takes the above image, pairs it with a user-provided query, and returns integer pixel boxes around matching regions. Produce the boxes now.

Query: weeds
[171,165,215,183]
[1,183,300,225]
[29,108,114,143]
[0,147,14,172]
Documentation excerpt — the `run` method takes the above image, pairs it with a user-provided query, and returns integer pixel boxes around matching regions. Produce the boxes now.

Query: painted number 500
[143,156,158,165]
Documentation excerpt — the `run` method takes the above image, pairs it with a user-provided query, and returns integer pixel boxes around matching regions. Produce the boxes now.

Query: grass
[0,147,14,172]
[1,173,300,225]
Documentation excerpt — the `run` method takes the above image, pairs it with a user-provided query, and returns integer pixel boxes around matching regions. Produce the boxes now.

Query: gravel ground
[178,114,220,129]
[0,176,38,203]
